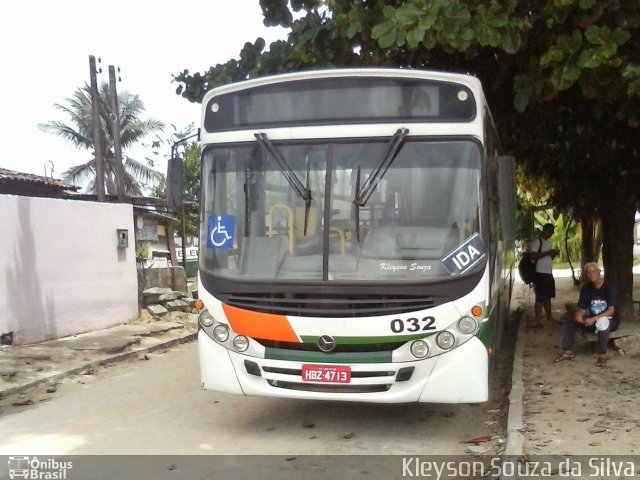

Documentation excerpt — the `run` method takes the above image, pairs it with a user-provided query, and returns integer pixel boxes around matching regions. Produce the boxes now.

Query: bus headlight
[232,335,249,352]
[436,331,455,350]
[457,316,478,335]
[213,324,229,342]
[410,340,429,358]
[199,310,214,327]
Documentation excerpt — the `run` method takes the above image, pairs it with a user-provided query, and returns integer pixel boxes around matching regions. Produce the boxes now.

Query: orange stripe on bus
[222,304,300,343]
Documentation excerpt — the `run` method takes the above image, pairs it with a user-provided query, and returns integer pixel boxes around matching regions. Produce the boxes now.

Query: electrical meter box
[117,229,129,248]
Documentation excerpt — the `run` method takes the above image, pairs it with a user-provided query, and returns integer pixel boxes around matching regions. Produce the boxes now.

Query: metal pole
[89,55,105,201]
[108,65,126,201]
[181,203,188,268]
[170,131,200,270]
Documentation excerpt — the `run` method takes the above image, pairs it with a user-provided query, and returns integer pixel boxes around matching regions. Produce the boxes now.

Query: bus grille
[253,365,414,394]
[262,367,395,378]
[255,340,404,353]
[222,293,445,317]
[267,380,391,394]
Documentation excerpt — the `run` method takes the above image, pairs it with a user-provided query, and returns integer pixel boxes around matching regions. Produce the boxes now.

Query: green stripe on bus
[264,348,392,364]
[476,322,491,346]
[300,334,434,345]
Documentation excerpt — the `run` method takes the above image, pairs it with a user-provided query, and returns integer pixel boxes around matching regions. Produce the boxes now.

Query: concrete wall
[0,195,138,345]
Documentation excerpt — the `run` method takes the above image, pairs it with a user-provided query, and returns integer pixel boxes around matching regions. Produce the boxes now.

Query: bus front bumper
[198,329,488,403]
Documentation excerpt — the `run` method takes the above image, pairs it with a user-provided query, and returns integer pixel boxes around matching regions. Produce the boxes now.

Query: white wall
[0,195,138,345]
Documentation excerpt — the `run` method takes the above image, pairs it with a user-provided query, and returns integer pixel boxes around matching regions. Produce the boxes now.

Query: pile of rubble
[142,287,199,318]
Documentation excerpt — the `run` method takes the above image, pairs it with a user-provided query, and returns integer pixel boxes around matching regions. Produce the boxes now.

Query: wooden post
[167,223,178,267]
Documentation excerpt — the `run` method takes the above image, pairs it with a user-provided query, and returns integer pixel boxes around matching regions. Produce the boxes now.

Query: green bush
[136,243,149,261]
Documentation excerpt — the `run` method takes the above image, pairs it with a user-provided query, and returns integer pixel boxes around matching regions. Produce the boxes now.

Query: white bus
[189,69,515,403]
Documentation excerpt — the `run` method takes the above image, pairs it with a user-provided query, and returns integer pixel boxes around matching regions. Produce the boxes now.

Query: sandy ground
[0,337,516,456]
[520,277,640,455]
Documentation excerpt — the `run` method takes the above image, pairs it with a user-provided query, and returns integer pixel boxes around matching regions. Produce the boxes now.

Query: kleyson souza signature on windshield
[380,262,432,272]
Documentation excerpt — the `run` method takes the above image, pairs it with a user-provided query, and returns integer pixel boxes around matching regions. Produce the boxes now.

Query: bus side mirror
[167,156,183,210]
[498,155,516,242]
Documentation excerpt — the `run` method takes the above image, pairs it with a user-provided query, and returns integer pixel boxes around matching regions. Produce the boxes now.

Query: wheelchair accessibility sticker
[207,215,235,249]
[441,233,486,275]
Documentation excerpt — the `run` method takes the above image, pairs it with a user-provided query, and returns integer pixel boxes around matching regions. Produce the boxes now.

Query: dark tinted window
[205,77,476,132]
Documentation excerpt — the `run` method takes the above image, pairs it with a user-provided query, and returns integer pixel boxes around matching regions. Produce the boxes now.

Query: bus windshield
[200,138,484,283]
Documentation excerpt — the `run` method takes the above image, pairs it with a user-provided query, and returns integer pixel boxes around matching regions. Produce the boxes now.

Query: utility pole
[108,65,126,202]
[89,55,105,201]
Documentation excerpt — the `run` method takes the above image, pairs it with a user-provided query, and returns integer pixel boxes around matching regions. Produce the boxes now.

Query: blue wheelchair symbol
[207,215,235,249]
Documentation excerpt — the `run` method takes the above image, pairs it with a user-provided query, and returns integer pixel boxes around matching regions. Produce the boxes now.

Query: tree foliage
[175,1,639,115]
[40,83,165,196]
[174,0,640,318]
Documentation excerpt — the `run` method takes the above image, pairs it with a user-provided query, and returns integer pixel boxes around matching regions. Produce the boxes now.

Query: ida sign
[441,233,486,275]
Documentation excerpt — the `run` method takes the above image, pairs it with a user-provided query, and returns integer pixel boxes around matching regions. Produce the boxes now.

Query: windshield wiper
[354,128,409,207]
[243,166,250,236]
[255,132,313,234]
[304,159,311,235]
[201,164,215,225]
[255,133,312,202]
[354,166,361,242]
[353,128,409,241]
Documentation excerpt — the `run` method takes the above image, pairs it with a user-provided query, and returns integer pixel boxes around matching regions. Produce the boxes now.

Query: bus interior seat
[239,235,288,277]
[292,205,346,255]
[293,205,322,255]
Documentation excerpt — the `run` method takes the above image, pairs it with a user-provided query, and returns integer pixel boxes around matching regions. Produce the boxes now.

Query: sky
[0,0,288,180]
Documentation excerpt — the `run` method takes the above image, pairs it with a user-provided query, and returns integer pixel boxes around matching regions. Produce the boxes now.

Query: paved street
[0,340,513,456]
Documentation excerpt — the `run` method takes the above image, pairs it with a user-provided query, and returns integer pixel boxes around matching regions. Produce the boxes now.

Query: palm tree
[40,83,165,196]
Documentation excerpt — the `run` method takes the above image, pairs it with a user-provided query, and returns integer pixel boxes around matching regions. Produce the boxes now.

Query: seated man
[555,262,619,367]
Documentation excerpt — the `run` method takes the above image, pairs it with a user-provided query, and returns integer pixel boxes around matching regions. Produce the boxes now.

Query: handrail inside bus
[267,204,295,255]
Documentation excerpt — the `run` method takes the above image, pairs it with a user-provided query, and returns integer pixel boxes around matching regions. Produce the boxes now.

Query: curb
[0,332,197,400]
[504,317,525,456]
[498,285,527,480]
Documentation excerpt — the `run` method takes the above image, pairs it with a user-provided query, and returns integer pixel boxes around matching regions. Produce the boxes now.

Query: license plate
[301,365,351,383]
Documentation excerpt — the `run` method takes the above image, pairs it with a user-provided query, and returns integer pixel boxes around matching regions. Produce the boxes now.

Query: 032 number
[390,317,436,333]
